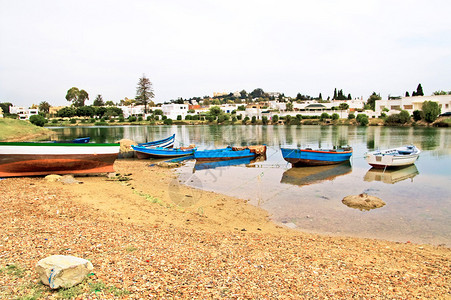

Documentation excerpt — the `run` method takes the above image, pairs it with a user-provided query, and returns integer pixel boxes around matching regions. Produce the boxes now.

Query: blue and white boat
[132,144,196,159]
[194,145,266,161]
[138,134,175,148]
[364,145,420,168]
[281,147,353,166]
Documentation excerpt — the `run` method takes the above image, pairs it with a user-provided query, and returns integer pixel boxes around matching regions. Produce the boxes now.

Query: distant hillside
[0,118,53,141]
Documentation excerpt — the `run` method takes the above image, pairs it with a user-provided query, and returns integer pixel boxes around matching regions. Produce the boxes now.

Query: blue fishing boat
[138,134,175,148]
[194,145,266,161]
[132,144,196,159]
[281,147,353,166]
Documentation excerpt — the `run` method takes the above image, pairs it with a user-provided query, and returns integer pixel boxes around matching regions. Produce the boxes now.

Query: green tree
[93,94,105,106]
[348,113,355,119]
[38,101,51,115]
[57,107,76,118]
[338,103,349,111]
[209,106,222,116]
[422,101,440,123]
[331,113,339,120]
[250,88,264,98]
[29,115,46,127]
[286,102,293,111]
[413,83,424,96]
[0,102,13,114]
[66,87,89,107]
[105,100,115,106]
[136,74,154,114]
[366,92,381,111]
[76,106,95,117]
[272,115,279,124]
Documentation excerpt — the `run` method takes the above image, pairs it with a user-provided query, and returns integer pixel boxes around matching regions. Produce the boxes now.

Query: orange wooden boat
[0,142,120,177]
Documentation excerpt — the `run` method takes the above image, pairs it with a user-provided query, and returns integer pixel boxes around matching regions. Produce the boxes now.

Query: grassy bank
[0,118,53,141]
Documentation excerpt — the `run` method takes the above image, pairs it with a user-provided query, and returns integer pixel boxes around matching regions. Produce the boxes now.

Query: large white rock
[36,255,93,289]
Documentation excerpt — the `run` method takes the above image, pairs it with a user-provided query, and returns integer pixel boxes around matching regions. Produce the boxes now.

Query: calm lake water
[51,125,451,246]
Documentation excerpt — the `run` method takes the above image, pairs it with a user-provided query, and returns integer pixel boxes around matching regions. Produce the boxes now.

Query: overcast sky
[1,0,450,107]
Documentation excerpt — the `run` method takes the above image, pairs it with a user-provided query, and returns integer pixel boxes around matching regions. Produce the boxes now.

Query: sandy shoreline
[1,159,450,298]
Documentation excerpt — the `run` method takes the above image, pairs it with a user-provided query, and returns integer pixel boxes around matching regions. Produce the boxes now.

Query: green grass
[0,118,52,141]
[1,263,25,277]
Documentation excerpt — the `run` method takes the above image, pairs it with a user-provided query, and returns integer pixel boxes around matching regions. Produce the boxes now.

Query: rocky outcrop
[342,193,385,211]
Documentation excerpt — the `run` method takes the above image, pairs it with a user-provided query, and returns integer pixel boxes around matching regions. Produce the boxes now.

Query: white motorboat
[365,145,420,168]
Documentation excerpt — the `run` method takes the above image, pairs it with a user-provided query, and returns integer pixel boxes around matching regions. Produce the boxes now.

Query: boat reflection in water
[281,162,352,187]
[194,156,256,171]
[364,165,419,184]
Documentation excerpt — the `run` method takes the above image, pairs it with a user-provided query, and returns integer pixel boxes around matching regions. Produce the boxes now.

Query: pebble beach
[1,159,450,299]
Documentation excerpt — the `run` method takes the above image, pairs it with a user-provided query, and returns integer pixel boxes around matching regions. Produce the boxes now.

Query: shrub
[348,113,355,119]
[320,112,330,121]
[398,110,411,123]
[163,118,173,125]
[422,101,440,123]
[272,115,279,123]
[331,113,339,120]
[251,116,257,124]
[51,119,58,124]
[118,116,125,122]
[177,115,182,120]
[356,114,369,126]
[29,115,46,127]
[137,116,143,122]
[185,115,191,120]
[70,118,77,124]
[262,116,268,125]
[412,110,423,121]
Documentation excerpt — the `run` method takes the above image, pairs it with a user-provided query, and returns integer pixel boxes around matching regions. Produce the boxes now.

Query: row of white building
[6,95,451,121]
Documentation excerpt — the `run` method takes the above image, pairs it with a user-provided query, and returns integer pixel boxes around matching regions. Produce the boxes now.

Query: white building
[375,95,451,116]
[161,104,189,120]
[219,104,240,114]
[9,106,39,120]
[117,105,145,118]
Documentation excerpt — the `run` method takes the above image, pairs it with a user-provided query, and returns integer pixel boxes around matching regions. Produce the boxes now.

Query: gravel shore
[1,159,450,299]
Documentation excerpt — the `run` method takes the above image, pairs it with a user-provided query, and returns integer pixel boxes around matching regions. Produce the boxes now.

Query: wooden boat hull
[0,142,120,177]
[281,148,353,166]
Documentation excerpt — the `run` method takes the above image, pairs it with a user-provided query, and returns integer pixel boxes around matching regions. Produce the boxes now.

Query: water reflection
[364,165,419,184]
[280,162,352,187]
[194,157,255,171]
[420,127,439,149]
